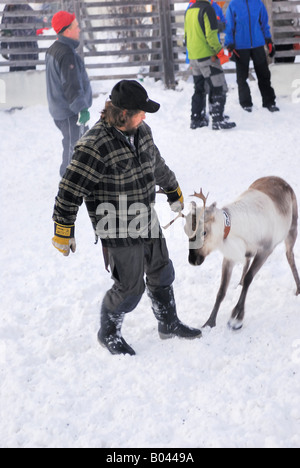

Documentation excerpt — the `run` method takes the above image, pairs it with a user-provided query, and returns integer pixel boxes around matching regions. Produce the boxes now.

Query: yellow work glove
[165,186,184,213]
[52,222,76,256]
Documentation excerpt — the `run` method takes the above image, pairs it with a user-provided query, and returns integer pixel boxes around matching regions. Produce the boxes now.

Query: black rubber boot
[211,93,236,130]
[148,286,202,340]
[190,112,209,130]
[98,305,136,356]
[212,120,236,130]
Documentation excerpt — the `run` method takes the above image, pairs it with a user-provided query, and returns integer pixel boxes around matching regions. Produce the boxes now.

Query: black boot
[190,112,209,130]
[212,120,236,130]
[98,305,136,356]
[211,93,236,130]
[148,286,202,340]
[264,104,280,113]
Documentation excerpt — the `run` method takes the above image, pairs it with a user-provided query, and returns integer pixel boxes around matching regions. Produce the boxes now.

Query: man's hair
[101,101,139,127]
[58,24,72,35]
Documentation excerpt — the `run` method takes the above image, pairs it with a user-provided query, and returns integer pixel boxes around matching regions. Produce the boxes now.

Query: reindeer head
[184,190,218,266]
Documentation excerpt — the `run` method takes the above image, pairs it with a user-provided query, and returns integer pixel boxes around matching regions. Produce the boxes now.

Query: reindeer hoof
[227,318,243,331]
[296,288,300,296]
[203,320,216,329]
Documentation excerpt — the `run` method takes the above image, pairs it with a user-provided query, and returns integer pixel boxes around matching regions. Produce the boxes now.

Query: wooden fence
[0,0,187,88]
[78,0,186,88]
[0,0,300,89]
[271,0,300,61]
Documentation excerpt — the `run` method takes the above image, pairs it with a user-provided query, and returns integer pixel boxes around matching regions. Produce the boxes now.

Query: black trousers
[235,46,276,108]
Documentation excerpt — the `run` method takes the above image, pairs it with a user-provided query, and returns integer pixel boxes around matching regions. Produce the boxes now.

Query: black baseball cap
[110,80,160,113]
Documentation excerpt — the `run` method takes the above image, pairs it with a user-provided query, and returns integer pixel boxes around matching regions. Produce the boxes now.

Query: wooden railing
[1,0,299,89]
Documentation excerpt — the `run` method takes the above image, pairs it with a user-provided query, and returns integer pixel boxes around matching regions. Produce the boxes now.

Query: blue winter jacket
[225,0,272,50]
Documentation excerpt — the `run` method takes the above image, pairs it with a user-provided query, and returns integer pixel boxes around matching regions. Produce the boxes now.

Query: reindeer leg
[228,250,272,330]
[286,250,300,296]
[285,227,300,296]
[239,255,251,286]
[203,259,234,328]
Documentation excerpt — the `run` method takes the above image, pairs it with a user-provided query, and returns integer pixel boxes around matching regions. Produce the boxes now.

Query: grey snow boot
[98,305,136,356]
[148,286,202,340]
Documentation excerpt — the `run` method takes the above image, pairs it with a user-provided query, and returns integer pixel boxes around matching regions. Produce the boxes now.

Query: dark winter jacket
[53,119,179,248]
[46,35,92,121]
[225,0,272,50]
[0,3,39,71]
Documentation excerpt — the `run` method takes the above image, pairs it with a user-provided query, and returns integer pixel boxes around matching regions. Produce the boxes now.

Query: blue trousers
[54,115,87,177]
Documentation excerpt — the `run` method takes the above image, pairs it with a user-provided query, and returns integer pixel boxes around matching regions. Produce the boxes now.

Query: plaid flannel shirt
[53,119,179,247]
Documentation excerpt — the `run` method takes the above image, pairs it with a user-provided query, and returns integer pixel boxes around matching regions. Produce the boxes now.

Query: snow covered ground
[0,75,300,448]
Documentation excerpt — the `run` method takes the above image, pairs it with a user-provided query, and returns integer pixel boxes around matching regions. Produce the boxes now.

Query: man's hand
[226,43,235,53]
[166,186,184,213]
[266,39,275,58]
[52,222,76,256]
[78,109,90,125]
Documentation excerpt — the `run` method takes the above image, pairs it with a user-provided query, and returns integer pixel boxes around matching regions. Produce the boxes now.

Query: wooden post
[158,0,176,89]
[263,0,274,38]
[73,0,84,60]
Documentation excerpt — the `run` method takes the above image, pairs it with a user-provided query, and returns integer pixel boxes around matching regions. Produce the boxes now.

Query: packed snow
[0,74,300,448]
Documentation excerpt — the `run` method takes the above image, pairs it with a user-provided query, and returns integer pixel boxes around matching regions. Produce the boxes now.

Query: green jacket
[184,0,222,60]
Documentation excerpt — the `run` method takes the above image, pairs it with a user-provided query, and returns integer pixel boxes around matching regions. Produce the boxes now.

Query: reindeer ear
[207,202,217,213]
[205,203,217,221]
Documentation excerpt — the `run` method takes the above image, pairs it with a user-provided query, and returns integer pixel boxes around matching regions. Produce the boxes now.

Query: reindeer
[184,176,300,330]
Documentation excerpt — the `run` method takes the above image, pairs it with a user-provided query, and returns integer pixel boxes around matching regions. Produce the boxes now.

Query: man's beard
[124,127,138,136]
[123,120,143,136]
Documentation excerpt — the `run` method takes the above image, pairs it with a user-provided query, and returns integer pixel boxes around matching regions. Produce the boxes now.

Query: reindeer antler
[190,189,209,208]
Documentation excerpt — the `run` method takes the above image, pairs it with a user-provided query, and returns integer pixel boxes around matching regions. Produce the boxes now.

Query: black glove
[226,43,235,53]
[266,38,276,58]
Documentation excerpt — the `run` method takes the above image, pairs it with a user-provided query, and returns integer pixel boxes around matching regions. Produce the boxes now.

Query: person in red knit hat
[51,11,76,35]
[46,11,92,177]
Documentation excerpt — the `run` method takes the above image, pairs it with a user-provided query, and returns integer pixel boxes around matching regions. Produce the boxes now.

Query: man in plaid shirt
[52,80,201,356]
